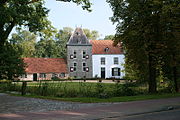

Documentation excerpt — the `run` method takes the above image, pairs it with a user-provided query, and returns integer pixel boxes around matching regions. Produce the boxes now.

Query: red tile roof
[23,58,67,73]
[90,40,123,54]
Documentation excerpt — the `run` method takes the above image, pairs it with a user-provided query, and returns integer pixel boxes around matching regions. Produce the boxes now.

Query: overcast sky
[45,0,116,39]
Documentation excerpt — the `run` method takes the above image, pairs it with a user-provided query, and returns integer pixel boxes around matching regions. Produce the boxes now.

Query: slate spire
[67,27,91,45]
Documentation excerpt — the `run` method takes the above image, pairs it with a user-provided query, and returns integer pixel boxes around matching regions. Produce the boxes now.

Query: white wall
[92,54,125,79]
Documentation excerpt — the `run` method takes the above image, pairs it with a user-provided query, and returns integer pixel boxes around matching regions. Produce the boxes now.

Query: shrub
[114,83,135,96]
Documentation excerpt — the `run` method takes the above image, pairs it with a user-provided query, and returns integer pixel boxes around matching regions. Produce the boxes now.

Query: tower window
[83,51,86,59]
[73,62,77,71]
[83,62,86,72]
[74,51,76,58]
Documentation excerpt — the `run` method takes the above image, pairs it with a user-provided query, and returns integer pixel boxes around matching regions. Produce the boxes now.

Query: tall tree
[0,0,92,80]
[104,35,114,40]
[35,27,73,58]
[0,0,92,46]
[83,28,100,40]
[107,0,180,93]
[55,27,73,58]
[9,30,37,57]
[0,43,25,80]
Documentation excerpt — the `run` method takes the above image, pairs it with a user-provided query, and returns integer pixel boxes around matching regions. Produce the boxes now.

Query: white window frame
[101,57,105,65]
[114,57,119,65]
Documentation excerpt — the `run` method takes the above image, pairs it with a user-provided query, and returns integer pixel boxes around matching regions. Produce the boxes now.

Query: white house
[91,40,125,79]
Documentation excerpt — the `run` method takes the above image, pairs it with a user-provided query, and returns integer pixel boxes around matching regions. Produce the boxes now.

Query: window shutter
[112,68,114,76]
[86,67,89,72]
[70,55,73,59]
[70,67,74,72]
[86,55,89,59]
[118,68,121,76]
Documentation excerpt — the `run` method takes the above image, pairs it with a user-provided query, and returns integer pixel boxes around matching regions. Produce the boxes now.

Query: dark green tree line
[107,0,180,93]
[0,0,92,80]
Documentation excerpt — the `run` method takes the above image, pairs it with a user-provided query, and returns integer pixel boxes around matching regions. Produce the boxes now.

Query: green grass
[10,93,180,103]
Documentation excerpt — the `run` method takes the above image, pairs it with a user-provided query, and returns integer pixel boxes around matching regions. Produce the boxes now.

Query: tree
[107,0,180,93]
[9,30,37,57]
[0,0,92,80]
[35,39,59,58]
[35,27,72,58]
[0,0,92,46]
[104,35,114,40]
[0,43,25,80]
[55,27,73,58]
[83,28,100,40]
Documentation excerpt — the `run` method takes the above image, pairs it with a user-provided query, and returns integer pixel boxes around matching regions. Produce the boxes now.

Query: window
[104,47,109,52]
[83,51,86,59]
[20,74,27,78]
[52,73,57,77]
[112,68,120,76]
[74,51,77,58]
[73,62,77,71]
[74,63,77,66]
[60,73,65,77]
[83,62,86,72]
[114,57,119,65]
[70,51,77,59]
[101,57,105,65]
[40,73,46,78]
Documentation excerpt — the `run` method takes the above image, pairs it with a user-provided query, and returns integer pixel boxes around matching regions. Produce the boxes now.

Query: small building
[20,58,68,81]
[91,40,125,79]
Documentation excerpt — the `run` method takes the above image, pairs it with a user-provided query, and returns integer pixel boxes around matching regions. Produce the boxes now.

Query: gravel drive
[0,93,115,114]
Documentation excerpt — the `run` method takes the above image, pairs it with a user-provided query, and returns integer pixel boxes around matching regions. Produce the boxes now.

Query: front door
[101,67,105,78]
[33,73,37,81]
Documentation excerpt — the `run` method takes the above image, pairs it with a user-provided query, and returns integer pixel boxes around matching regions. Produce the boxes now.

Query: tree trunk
[172,54,179,92]
[148,53,157,93]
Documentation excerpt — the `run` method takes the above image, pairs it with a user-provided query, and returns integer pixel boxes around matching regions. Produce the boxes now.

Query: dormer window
[104,47,109,52]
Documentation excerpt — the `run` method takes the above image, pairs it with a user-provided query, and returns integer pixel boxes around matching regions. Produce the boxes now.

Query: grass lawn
[3,81,180,103]
[11,93,180,103]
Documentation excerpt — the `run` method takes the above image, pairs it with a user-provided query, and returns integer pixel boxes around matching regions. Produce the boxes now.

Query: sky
[44,0,116,39]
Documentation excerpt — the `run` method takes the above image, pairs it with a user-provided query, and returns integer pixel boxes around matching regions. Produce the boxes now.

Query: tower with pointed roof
[67,28,92,78]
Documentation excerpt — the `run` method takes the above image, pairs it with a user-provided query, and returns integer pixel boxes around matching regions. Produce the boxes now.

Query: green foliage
[83,28,100,40]
[107,0,180,93]
[0,43,25,80]
[0,0,92,80]
[104,35,114,40]
[9,30,37,57]
[1,81,179,100]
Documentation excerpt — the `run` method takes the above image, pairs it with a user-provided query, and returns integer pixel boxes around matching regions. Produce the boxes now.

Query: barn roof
[23,58,67,73]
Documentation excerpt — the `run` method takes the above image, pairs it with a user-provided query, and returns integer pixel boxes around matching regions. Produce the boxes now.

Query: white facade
[92,54,125,79]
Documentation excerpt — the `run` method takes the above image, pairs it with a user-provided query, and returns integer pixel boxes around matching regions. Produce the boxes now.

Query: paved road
[0,93,180,120]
